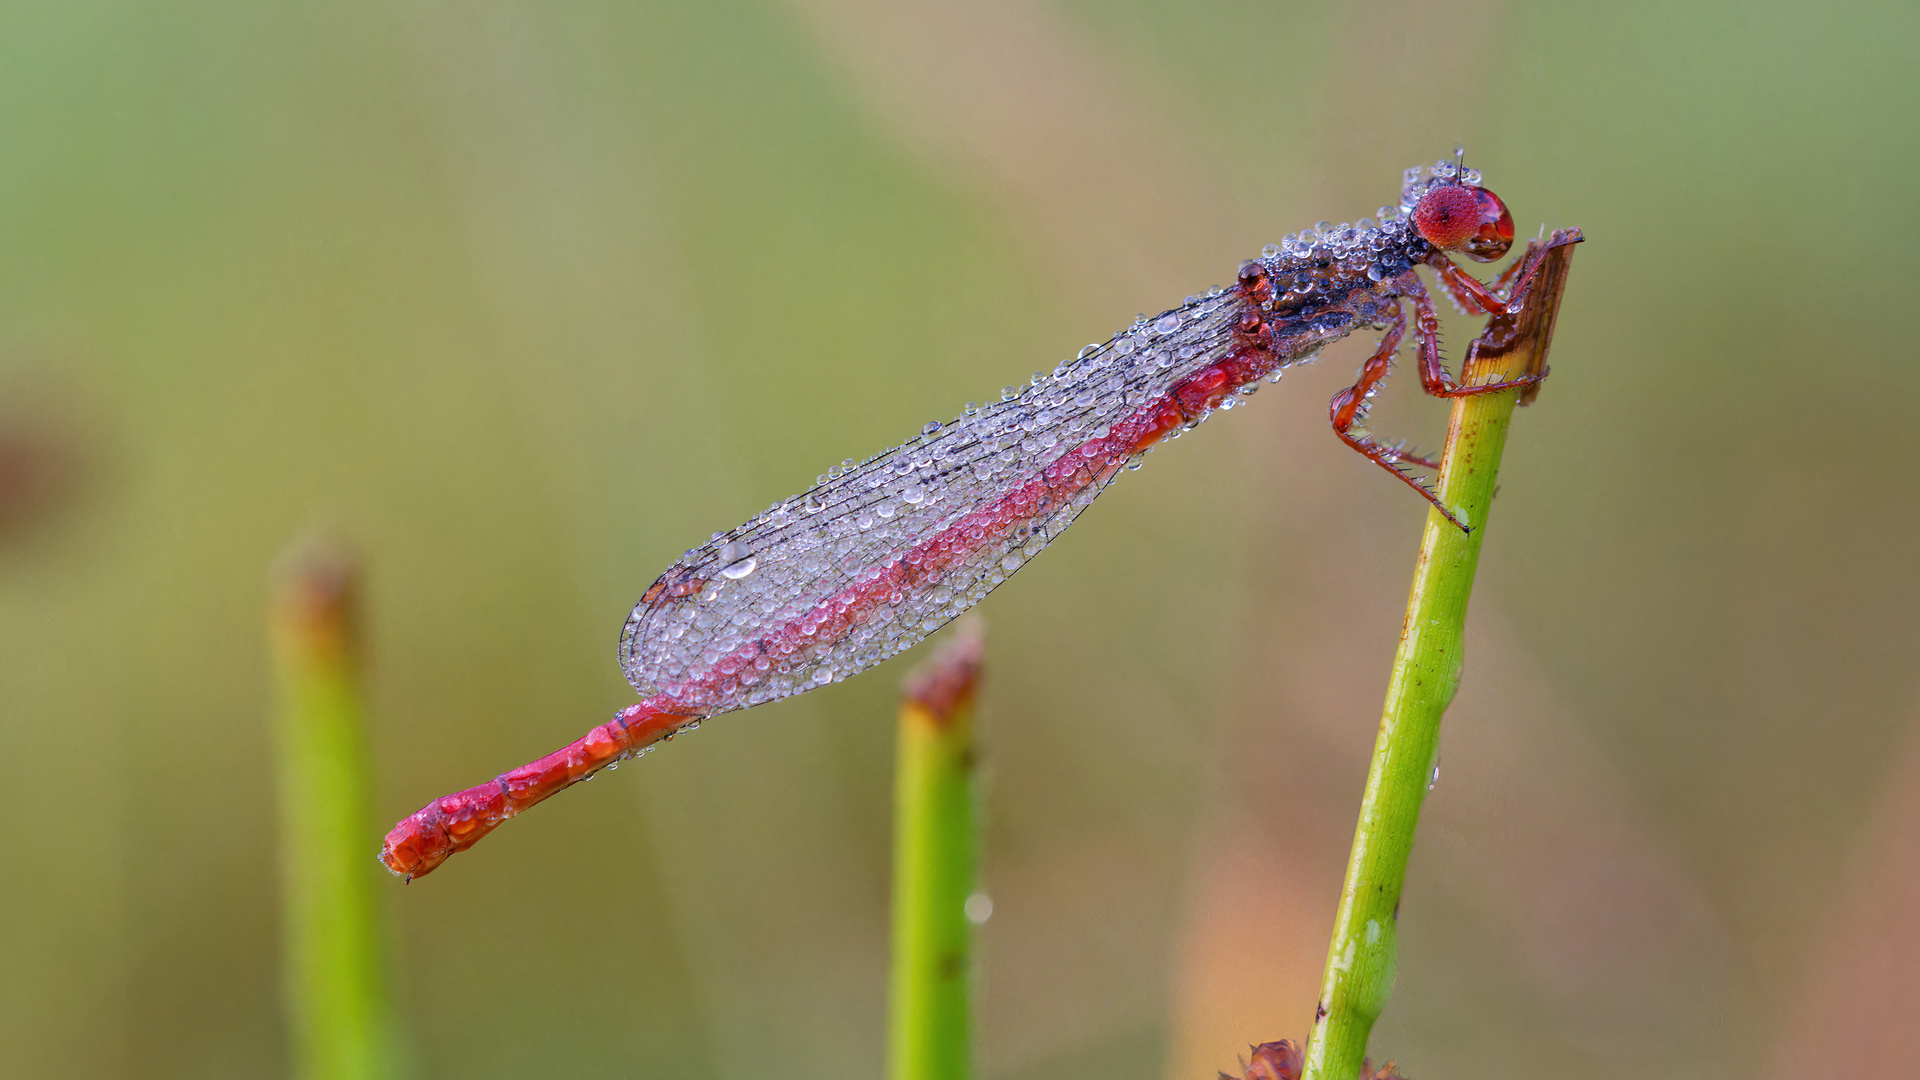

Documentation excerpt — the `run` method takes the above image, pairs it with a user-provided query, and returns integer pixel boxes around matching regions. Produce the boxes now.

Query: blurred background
[3,1,1917,1077]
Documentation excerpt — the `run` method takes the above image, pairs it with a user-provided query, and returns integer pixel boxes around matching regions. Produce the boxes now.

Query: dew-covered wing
[619,289,1249,714]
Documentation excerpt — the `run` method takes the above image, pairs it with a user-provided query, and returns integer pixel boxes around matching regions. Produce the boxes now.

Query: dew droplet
[717,543,758,580]
[964,893,994,924]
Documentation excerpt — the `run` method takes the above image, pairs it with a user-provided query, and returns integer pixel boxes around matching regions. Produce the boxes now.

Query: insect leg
[1409,280,1545,399]
[1429,238,1557,318]
[1431,248,1529,314]
[1329,302,1466,529]
[1486,249,1532,296]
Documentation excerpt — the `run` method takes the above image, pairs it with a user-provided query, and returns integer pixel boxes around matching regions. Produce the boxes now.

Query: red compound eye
[1412,184,1480,249]
[1413,184,1515,261]
[1465,187,1514,260]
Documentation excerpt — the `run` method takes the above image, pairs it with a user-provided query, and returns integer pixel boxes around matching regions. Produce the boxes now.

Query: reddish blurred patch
[1217,1039,1408,1080]
[1765,700,1920,1076]
[0,404,87,544]
[1221,1039,1301,1080]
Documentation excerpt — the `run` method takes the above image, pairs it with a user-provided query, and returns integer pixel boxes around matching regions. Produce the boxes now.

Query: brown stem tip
[900,615,986,726]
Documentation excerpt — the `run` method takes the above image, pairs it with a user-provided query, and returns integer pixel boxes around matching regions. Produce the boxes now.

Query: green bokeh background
[3,1,1915,1078]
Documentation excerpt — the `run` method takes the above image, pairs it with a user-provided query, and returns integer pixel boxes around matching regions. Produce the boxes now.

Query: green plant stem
[1301,234,1579,1080]
[1301,393,1510,1080]
[887,622,984,1080]
[271,542,396,1080]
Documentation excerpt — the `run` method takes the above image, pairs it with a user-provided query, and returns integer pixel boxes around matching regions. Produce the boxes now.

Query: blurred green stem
[888,620,985,1080]
[1302,234,1579,1080]
[270,541,396,1080]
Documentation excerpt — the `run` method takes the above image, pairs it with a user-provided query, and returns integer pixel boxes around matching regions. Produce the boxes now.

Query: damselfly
[381,157,1570,880]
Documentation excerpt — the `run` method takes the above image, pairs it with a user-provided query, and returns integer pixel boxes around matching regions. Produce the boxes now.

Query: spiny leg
[1487,245,1532,295]
[1432,246,1529,314]
[1408,280,1546,399]
[1429,241,1553,318]
[1328,303,1462,527]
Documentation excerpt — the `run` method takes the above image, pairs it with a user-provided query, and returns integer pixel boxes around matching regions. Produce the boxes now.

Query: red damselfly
[381,157,1571,880]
